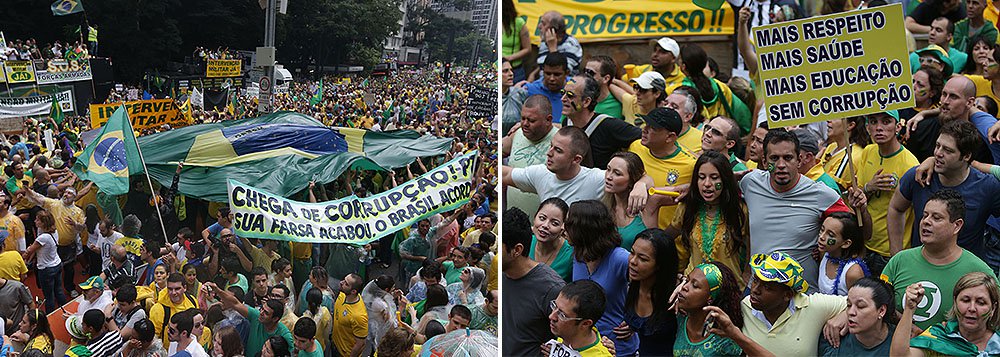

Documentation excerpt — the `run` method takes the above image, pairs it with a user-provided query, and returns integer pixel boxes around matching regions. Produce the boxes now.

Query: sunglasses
[584,69,598,77]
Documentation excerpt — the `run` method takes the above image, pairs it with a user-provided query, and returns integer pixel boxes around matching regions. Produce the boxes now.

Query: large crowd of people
[502,0,1000,355]
[0,60,497,357]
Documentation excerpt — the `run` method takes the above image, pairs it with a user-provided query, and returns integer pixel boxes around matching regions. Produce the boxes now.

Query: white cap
[655,37,680,57]
[631,71,666,91]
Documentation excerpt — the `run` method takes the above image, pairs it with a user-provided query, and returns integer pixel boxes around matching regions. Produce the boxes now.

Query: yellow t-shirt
[332,292,368,357]
[628,140,697,229]
[670,203,748,287]
[555,328,613,357]
[290,242,312,259]
[966,74,1000,105]
[987,0,999,38]
[662,66,687,93]
[25,334,53,354]
[856,144,918,256]
[41,197,84,246]
[0,251,27,281]
[819,143,864,189]
[11,176,34,211]
[0,213,25,252]
[745,160,759,170]
[676,126,704,154]
[621,93,642,125]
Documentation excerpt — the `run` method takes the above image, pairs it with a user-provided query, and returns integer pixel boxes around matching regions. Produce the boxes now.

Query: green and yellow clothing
[677,126,703,154]
[805,164,842,195]
[819,143,864,189]
[671,203,748,287]
[628,140,697,229]
[856,144,918,256]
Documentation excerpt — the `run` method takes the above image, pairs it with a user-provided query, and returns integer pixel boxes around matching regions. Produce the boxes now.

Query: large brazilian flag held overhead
[73,105,144,196]
[138,111,454,202]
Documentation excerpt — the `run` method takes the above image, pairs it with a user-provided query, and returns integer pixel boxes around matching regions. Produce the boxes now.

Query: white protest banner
[229,152,478,244]
[755,4,914,128]
[0,90,74,119]
[543,340,583,357]
[33,58,92,84]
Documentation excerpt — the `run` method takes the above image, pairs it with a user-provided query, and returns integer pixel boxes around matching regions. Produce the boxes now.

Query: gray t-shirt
[0,279,31,332]
[114,305,147,330]
[502,263,565,356]
[740,170,848,293]
[510,164,604,205]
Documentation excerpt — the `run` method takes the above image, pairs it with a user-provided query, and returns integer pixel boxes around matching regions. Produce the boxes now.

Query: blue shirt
[969,111,1000,165]
[524,79,564,124]
[899,167,1000,257]
[572,247,636,356]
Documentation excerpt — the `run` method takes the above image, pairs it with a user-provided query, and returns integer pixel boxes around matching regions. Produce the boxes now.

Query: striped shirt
[87,330,124,357]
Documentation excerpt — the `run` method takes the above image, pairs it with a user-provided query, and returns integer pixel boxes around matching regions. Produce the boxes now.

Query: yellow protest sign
[89,99,190,130]
[229,152,478,244]
[206,59,242,78]
[515,0,734,43]
[756,4,914,128]
[3,61,36,83]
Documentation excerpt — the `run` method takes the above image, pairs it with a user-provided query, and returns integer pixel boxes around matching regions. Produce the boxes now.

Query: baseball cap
[640,107,683,134]
[750,251,808,293]
[630,71,667,92]
[915,45,953,76]
[79,276,104,290]
[792,129,821,155]
[66,315,88,340]
[655,37,680,58]
[869,109,901,122]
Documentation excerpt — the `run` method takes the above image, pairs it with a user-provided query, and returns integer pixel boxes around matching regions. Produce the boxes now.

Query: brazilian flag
[51,0,83,16]
[309,78,323,106]
[138,111,454,202]
[72,105,144,196]
[49,97,64,124]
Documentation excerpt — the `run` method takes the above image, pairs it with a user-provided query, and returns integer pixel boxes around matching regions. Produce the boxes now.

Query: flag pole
[122,106,170,244]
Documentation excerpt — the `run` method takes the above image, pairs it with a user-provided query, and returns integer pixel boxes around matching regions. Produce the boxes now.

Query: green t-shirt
[880,248,996,331]
[225,273,249,295]
[617,215,646,252]
[297,340,323,357]
[469,304,497,335]
[442,261,467,285]
[673,315,743,357]
[594,94,624,120]
[246,307,294,357]
[528,237,574,283]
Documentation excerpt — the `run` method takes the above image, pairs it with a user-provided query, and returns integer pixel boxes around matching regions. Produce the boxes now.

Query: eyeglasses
[703,124,725,137]
[560,89,576,99]
[549,300,584,322]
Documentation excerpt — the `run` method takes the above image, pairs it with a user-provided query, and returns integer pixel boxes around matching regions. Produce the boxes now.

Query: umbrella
[419,329,497,357]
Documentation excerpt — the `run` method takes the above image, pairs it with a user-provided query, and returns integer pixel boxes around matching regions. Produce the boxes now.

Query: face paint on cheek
[826,238,838,246]
[767,163,776,173]
[571,102,580,111]
[714,182,723,191]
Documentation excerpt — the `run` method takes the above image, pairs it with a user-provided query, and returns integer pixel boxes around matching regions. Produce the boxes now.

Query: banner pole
[124,106,170,244]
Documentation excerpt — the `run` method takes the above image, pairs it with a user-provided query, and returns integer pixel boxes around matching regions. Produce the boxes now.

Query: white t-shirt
[91,228,123,272]
[35,232,61,269]
[510,164,605,205]
[168,339,210,357]
[77,290,114,315]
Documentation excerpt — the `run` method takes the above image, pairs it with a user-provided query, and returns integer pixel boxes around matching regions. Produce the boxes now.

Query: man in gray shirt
[502,208,565,356]
[740,129,852,292]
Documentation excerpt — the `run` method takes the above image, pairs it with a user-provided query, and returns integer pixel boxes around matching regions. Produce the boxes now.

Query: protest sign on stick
[755,4,914,128]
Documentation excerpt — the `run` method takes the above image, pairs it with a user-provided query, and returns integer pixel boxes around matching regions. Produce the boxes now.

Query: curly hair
[709,262,744,329]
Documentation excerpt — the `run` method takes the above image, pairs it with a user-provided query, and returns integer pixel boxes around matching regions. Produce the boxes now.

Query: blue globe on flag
[93,136,128,173]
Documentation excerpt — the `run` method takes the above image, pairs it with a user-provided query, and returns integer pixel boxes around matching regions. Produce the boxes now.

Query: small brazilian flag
[51,0,84,16]
[72,105,144,195]
[49,97,64,124]
[310,78,323,106]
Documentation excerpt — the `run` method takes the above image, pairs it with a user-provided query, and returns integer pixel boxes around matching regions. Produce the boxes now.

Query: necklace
[699,206,721,259]
[535,240,560,266]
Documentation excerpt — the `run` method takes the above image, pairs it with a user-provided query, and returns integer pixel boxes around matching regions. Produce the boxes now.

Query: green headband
[696,263,723,301]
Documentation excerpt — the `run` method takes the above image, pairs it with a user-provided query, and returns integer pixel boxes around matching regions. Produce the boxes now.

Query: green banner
[228,152,478,244]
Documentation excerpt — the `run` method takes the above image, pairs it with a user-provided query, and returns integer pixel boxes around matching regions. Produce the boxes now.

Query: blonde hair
[947,271,1000,331]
